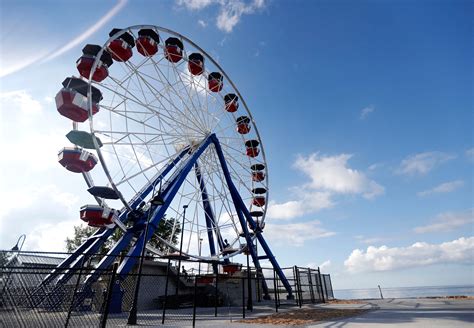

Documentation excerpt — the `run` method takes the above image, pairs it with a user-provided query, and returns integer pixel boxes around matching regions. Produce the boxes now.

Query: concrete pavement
[307,298,474,328]
[102,298,473,327]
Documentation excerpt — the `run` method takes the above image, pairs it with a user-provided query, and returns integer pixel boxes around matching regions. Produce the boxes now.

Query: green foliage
[65,225,97,253]
[149,216,181,252]
[65,214,181,255]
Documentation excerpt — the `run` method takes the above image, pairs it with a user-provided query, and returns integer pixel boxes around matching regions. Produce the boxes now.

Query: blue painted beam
[210,135,269,295]
[211,135,293,298]
[115,135,214,279]
[44,148,189,288]
[194,162,219,273]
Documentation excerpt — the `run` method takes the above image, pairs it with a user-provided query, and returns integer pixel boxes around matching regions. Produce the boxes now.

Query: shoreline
[333,284,474,300]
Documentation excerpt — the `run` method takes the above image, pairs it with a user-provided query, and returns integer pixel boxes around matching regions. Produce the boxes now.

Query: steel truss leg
[211,135,294,299]
[112,135,214,280]
[194,162,223,273]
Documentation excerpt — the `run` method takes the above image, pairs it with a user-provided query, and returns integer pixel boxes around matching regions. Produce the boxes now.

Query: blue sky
[0,0,472,290]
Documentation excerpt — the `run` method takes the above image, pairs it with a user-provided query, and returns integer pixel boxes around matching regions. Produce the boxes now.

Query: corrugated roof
[16,254,64,266]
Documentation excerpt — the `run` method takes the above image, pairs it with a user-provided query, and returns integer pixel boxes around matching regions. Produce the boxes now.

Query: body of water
[334,285,474,299]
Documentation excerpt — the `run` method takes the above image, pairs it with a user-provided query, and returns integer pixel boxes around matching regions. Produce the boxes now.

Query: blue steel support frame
[42,133,293,299]
[211,135,293,298]
[194,162,220,273]
[116,135,214,279]
[83,135,214,284]
[41,148,190,287]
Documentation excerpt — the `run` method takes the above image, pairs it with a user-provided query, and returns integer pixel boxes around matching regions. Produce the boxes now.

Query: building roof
[15,253,64,266]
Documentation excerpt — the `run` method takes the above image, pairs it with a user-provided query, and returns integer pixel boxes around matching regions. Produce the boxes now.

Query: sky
[0,0,472,290]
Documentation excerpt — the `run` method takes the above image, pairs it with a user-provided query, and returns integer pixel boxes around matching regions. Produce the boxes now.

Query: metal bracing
[40,147,190,288]
[211,135,293,298]
[194,162,221,273]
[42,134,292,299]
[114,135,213,279]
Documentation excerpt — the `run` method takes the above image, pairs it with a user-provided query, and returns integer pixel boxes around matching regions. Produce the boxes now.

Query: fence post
[161,259,171,324]
[307,268,315,304]
[241,278,246,318]
[192,274,198,327]
[294,266,302,308]
[64,256,86,328]
[100,262,118,328]
[246,253,253,311]
[317,268,325,303]
[256,268,261,302]
[292,266,298,307]
[214,271,218,317]
[273,269,278,312]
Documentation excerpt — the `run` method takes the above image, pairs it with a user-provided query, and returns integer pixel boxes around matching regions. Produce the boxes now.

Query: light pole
[1,234,27,297]
[198,237,203,275]
[11,234,26,252]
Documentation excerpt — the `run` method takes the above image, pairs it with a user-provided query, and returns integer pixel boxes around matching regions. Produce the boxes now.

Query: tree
[65,214,181,254]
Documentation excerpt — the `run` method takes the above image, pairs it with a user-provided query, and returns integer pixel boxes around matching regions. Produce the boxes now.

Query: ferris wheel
[49,25,292,298]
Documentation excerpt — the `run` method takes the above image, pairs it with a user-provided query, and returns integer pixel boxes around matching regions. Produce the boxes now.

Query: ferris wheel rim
[81,25,267,259]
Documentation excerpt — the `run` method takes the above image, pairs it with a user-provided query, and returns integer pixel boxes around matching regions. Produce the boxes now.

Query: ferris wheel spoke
[185,75,210,130]
[184,177,204,253]
[219,146,253,177]
[98,132,185,146]
[169,59,224,134]
[114,147,184,187]
[145,55,210,131]
[123,57,208,135]
[197,153,242,240]
[102,77,203,138]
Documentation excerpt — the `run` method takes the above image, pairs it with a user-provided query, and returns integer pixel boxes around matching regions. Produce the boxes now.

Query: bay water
[334,285,474,299]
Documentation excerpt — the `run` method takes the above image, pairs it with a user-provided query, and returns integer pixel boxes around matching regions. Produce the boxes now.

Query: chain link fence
[1,250,334,327]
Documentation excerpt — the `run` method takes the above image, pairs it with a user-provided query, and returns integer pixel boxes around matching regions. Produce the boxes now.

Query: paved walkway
[306,298,474,328]
[107,298,473,327]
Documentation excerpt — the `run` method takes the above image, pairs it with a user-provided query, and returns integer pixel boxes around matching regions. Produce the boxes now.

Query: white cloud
[0,90,43,113]
[294,153,384,199]
[0,51,51,78]
[44,0,128,61]
[177,0,213,10]
[320,260,331,271]
[360,105,375,119]
[466,148,474,162]
[198,19,208,27]
[397,151,455,176]
[368,163,383,171]
[355,235,387,245]
[177,0,266,33]
[0,184,80,251]
[265,220,335,247]
[27,220,78,252]
[417,180,464,197]
[267,153,383,220]
[307,260,331,271]
[266,191,333,220]
[0,89,90,251]
[44,96,54,104]
[344,236,474,273]
[0,90,65,171]
[1,1,127,78]
[413,209,473,234]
